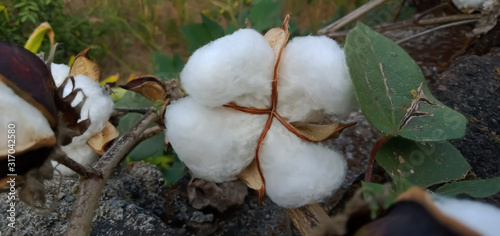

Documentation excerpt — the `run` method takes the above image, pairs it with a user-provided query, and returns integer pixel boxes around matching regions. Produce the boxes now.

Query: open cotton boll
[277,36,355,122]
[259,120,347,208]
[0,82,55,154]
[165,97,267,182]
[181,29,274,108]
[50,63,70,87]
[433,196,500,236]
[61,74,113,144]
[53,142,99,175]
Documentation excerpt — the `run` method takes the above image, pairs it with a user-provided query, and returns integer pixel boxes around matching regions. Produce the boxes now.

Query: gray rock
[0,162,177,235]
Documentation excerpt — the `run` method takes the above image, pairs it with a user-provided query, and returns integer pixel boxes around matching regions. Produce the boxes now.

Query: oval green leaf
[375,137,470,188]
[435,177,500,198]
[344,22,467,141]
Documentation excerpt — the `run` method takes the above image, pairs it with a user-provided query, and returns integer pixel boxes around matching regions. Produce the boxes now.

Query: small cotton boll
[50,63,70,87]
[181,29,274,108]
[61,75,113,144]
[52,142,99,175]
[433,197,500,236]
[259,120,347,208]
[277,36,356,122]
[0,82,55,154]
[165,97,267,182]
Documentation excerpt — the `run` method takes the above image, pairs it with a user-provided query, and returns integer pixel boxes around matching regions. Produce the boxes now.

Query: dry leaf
[471,0,500,36]
[120,75,167,102]
[187,177,248,212]
[86,121,119,155]
[69,48,100,82]
[237,159,264,193]
[287,122,357,142]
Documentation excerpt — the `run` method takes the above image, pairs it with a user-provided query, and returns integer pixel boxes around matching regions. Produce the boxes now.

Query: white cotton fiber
[165,97,268,182]
[433,196,500,236]
[52,142,99,175]
[259,120,347,208]
[452,0,486,10]
[61,74,113,144]
[0,82,55,155]
[181,29,274,108]
[51,63,71,87]
[277,36,356,122]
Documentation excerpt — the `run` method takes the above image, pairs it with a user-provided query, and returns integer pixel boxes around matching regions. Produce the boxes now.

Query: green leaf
[114,91,165,161]
[153,52,184,80]
[362,182,397,219]
[375,137,471,188]
[435,177,500,198]
[181,14,224,53]
[159,153,187,185]
[344,22,467,141]
[249,0,284,31]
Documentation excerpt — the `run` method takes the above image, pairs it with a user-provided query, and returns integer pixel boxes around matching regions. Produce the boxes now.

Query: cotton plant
[165,15,356,208]
[50,58,114,175]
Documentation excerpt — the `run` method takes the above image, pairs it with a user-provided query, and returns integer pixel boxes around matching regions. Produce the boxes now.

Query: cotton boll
[277,36,356,122]
[165,97,267,182]
[0,82,55,154]
[52,142,99,175]
[61,75,113,144]
[181,29,274,108]
[259,120,347,208]
[433,197,500,236]
[51,63,70,87]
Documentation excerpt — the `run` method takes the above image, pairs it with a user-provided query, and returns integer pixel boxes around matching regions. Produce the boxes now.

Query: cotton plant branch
[66,109,159,236]
[320,14,480,39]
[317,0,387,35]
[51,146,102,179]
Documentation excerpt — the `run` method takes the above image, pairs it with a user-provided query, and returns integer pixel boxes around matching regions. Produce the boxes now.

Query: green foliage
[181,14,225,53]
[345,23,467,142]
[344,22,475,193]
[153,52,185,80]
[249,0,283,31]
[0,0,94,63]
[375,137,470,188]
[362,182,397,219]
[436,177,500,198]
[115,91,186,185]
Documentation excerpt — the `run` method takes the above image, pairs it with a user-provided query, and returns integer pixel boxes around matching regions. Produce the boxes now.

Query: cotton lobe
[434,196,500,236]
[50,64,113,175]
[166,27,355,208]
[0,82,55,154]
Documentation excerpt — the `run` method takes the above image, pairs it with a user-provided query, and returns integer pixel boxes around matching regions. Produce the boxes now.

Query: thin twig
[138,125,163,143]
[396,19,478,44]
[321,14,481,38]
[66,110,159,236]
[51,145,102,179]
[365,135,392,183]
[317,0,387,35]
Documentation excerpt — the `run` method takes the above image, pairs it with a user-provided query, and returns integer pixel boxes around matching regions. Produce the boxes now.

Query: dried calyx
[166,15,356,208]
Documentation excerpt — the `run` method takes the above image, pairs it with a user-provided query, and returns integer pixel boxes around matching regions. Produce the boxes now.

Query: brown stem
[317,0,387,35]
[365,135,392,183]
[52,146,102,179]
[138,125,163,142]
[321,14,480,39]
[66,110,159,236]
[286,204,330,236]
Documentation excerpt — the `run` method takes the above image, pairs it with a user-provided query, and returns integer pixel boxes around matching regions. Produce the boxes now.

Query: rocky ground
[1,9,500,236]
